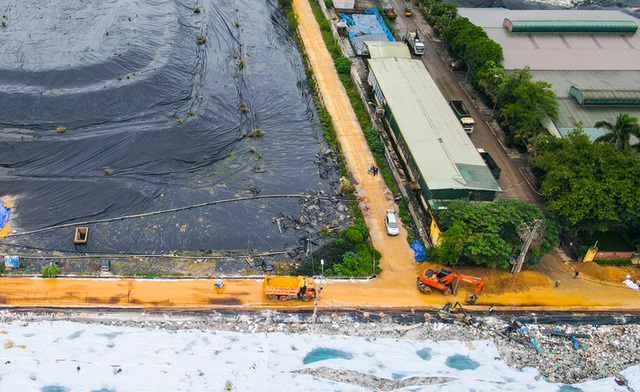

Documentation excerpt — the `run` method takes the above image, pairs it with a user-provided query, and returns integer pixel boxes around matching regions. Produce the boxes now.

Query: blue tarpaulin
[4,255,19,268]
[340,9,395,56]
[411,240,426,262]
[571,336,581,349]
[0,201,9,231]
[340,10,394,41]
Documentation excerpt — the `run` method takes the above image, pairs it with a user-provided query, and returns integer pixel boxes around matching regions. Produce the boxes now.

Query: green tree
[531,132,640,237]
[335,56,352,75]
[332,250,371,277]
[464,38,503,73]
[450,24,487,59]
[41,262,60,278]
[477,61,508,99]
[442,16,470,44]
[431,221,466,265]
[594,113,640,151]
[431,3,457,35]
[293,222,376,277]
[497,67,558,142]
[433,200,558,268]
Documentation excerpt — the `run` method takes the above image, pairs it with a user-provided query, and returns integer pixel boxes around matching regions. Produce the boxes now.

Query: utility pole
[512,219,542,274]
[308,236,314,276]
[312,259,324,323]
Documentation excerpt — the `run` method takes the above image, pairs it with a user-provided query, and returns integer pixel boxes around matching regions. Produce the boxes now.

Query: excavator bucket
[465,294,478,304]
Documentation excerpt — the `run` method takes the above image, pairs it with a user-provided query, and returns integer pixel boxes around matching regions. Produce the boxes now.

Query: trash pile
[433,303,640,384]
[495,322,640,384]
[1,309,639,386]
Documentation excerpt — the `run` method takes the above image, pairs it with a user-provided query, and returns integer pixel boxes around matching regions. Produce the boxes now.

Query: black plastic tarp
[0,0,344,255]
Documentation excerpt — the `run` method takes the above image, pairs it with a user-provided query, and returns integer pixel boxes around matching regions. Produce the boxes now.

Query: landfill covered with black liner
[0,0,348,261]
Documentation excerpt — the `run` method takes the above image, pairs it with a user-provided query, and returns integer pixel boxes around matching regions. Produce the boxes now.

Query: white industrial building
[367,57,501,208]
[458,8,640,140]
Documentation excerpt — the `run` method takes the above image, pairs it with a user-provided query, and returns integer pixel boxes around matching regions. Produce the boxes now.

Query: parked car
[257,258,274,272]
[384,209,399,236]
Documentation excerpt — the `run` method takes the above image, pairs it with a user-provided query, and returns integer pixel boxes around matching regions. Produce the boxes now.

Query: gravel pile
[0,309,638,385]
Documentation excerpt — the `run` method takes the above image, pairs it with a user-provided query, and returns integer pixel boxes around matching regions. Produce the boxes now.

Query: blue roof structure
[341,9,395,56]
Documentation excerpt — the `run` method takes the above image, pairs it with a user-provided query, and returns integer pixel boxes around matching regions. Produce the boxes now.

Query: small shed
[74,227,89,244]
[4,255,20,269]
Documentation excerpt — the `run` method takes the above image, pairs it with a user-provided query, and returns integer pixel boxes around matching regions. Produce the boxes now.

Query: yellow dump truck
[263,275,316,301]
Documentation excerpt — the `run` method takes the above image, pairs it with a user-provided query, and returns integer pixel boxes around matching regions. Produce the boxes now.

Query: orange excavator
[417,268,484,304]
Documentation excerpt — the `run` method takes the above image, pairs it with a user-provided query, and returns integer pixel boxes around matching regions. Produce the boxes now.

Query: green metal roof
[569,86,640,106]
[503,19,638,33]
[364,41,411,59]
[367,58,501,197]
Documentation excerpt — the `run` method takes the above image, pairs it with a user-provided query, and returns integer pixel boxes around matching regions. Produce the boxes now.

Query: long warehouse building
[367,57,501,208]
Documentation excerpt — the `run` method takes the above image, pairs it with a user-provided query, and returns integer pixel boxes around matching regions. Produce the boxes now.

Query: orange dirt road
[1,1,639,312]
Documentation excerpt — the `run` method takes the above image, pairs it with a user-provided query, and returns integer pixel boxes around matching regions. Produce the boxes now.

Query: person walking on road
[574,270,580,279]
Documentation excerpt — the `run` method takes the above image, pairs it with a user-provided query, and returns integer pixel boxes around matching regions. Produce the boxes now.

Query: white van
[384,209,399,236]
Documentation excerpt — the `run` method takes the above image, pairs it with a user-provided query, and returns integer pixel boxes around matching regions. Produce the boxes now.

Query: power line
[3,193,345,238]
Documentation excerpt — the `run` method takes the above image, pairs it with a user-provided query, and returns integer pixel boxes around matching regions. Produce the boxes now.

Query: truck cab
[460,117,475,134]
[449,100,475,134]
[404,31,425,56]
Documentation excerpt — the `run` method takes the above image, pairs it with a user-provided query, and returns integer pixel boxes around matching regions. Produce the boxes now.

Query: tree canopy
[432,200,559,269]
[495,68,558,142]
[465,38,503,72]
[594,113,640,151]
[293,222,380,278]
[530,131,640,237]
[442,17,503,72]
[420,0,457,35]
[477,66,558,145]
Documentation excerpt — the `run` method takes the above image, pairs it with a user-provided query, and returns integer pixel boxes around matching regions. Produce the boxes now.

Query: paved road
[0,1,637,312]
